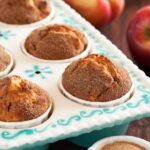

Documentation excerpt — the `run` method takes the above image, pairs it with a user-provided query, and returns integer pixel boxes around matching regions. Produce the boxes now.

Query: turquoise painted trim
[4,112,150,150]
[1,85,150,141]
[25,65,53,79]
[56,115,81,126]
[0,30,15,40]
[1,130,34,140]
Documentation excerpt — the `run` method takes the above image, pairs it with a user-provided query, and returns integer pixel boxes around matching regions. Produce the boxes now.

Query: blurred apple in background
[127,6,150,71]
[64,0,125,28]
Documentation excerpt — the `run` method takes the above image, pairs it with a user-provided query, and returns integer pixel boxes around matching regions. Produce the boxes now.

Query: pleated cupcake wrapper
[0,50,14,78]
[0,104,52,129]
[0,1,55,28]
[88,136,150,150]
[59,76,135,108]
[21,25,92,63]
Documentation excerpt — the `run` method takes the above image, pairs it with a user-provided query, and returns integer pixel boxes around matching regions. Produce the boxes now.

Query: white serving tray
[0,0,150,149]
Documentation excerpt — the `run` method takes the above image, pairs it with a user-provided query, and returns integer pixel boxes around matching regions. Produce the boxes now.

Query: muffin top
[0,45,11,72]
[62,54,132,102]
[0,76,51,122]
[25,24,88,60]
[0,0,50,24]
[101,141,146,150]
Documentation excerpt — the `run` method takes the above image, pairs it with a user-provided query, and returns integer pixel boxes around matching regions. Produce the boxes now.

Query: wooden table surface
[50,0,150,149]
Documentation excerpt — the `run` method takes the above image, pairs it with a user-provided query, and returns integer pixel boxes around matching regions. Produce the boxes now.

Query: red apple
[109,0,125,22]
[127,6,150,70]
[64,0,125,28]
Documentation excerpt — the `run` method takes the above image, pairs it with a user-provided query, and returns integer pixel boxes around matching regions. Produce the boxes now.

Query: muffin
[0,75,51,122]
[62,54,132,102]
[0,0,50,25]
[25,24,88,60]
[0,45,11,73]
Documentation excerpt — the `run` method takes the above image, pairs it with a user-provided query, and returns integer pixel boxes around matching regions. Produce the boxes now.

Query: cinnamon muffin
[62,54,132,102]
[0,45,11,73]
[0,0,50,25]
[25,24,88,60]
[0,75,51,122]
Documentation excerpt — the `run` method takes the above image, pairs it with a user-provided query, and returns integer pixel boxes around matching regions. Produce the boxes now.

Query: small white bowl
[0,101,53,129]
[21,26,91,63]
[59,76,134,108]
[0,50,14,78]
[88,136,150,150]
[0,2,55,28]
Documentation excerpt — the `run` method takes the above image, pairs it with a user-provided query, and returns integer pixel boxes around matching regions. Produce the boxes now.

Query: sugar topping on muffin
[0,45,11,72]
[0,75,51,122]
[62,54,132,102]
[0,0,50,24]
[25,24,88,60]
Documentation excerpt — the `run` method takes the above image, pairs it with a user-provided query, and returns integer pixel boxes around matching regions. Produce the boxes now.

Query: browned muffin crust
[25,24,88,60]
[0,76,51,122]
[0,0,50,24]
[101,141,146,150]
[62,54,132,102]
[0,45,11,72]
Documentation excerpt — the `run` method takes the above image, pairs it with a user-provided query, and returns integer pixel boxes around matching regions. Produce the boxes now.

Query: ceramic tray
[0,0,150,149]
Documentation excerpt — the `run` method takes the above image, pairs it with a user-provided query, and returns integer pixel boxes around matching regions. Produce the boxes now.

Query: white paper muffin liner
[0,2,55,28]
[21,25,91,63]
[0,100,53,129]
[0,50,14,78]
[88,136,150,150]
[59,76,134,108]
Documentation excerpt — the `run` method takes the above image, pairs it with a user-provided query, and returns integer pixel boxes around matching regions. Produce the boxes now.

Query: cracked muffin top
[0,0,50,25]
[25,24,88,60]
[0,45,11,72]
[62,54,132,102]
[0,76,51,122]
